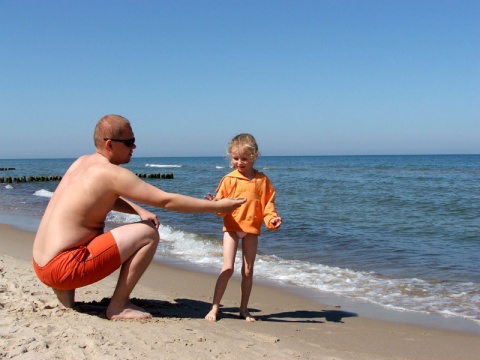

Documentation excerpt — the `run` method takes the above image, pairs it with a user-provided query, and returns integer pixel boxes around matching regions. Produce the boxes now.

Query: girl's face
[231,148,256,178]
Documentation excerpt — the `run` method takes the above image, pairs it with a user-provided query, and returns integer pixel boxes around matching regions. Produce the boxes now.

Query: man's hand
[215,197,246,214]
[139,209,160,229]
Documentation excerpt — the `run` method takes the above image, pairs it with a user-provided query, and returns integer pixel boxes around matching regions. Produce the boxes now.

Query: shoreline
[1,223,480,359]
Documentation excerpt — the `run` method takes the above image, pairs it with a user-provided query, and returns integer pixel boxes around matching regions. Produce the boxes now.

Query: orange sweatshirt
[215,169,278,235]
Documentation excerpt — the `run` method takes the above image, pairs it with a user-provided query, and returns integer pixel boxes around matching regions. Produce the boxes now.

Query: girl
[205,133,282,322]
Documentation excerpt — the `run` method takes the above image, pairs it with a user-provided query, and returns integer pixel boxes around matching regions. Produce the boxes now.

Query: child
[205,133,282,322]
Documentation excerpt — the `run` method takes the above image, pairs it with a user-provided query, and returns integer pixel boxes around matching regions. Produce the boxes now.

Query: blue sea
[1,155,479,332]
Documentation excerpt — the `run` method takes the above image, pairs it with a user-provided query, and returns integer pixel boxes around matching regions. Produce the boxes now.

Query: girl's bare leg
[205,232,239,322]
[240,234,258,322]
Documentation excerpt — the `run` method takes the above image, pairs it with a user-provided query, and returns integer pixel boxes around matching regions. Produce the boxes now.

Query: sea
[1,155,479,333]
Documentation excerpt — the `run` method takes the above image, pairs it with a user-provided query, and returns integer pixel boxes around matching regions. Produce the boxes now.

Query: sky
[1,0,479,158]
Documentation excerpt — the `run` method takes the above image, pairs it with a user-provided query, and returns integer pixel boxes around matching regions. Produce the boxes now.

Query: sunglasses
[104,137,136,147]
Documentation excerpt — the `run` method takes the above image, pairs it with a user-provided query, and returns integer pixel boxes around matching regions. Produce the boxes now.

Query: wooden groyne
[135,173,174,179]
[1,176,63,183]
[0,173,174,184]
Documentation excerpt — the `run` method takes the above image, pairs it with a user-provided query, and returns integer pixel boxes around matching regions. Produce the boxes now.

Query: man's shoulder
[71,154,130,179]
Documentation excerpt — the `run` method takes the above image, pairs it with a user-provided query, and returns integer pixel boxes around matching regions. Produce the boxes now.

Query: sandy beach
[1,223,479,359]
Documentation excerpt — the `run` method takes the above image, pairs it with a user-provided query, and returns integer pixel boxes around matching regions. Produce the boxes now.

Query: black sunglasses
[104,137,136,147]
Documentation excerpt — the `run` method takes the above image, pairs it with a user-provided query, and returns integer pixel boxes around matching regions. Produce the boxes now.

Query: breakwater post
[135,173,174,179]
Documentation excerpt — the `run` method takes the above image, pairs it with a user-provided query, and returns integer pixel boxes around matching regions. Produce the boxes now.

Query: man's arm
[113,167,246,214]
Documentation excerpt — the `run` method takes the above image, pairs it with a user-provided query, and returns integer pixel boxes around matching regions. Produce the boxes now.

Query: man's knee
[143,221,160,244]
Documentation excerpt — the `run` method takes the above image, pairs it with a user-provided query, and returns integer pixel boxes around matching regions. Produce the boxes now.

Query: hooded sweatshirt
[215,169,278,235]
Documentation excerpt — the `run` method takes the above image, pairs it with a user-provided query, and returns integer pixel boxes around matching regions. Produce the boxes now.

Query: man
[32,114,246,320]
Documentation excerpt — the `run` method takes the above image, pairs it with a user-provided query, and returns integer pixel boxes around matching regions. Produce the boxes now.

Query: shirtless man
[32,114,246,320]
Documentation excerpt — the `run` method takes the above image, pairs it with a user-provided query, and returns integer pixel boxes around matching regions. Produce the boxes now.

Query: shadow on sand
[73,297,357,323]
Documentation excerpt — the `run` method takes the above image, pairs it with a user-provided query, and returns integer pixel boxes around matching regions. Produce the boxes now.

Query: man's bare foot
[240,310,256,322]
[53,288,75,308]
[205,308,218,322]
[106,301,152,320]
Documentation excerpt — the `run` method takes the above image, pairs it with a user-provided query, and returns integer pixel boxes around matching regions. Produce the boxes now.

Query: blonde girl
[205,133,282,322]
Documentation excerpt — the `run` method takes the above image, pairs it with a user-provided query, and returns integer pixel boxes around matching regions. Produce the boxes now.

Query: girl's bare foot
[240,310,256,322]
[106,301,152,320]
[205,308,218,322]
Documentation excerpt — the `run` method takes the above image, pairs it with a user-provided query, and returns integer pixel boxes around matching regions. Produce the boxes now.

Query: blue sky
[1,0,478,158]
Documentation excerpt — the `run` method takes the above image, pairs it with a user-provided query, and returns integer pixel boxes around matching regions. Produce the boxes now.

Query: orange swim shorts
[33,232,121,290]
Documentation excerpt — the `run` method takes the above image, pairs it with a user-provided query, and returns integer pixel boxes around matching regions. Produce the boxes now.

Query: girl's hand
[204,193,217,201]
[270,217,282,229]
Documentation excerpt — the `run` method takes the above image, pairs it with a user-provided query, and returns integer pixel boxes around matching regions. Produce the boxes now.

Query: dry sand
[1,223,479,359]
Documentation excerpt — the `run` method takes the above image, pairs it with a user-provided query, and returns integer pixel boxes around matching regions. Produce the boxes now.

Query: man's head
[94,114,136,164]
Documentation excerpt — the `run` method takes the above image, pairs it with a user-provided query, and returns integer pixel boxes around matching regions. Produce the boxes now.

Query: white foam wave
[145,164,182,168]
[156,225,224,266]
[254,256,480,323]
[33,189,53,198]
[4,184,13,189]
[106,211,141,224]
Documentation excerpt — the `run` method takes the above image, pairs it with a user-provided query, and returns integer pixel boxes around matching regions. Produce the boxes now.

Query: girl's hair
[227,133,259,167]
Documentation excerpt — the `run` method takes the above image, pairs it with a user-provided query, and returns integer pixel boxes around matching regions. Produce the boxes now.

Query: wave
[145,164,182,168]
[254,256,480,323]
[33,189,54,198]
[107,211,141,224]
